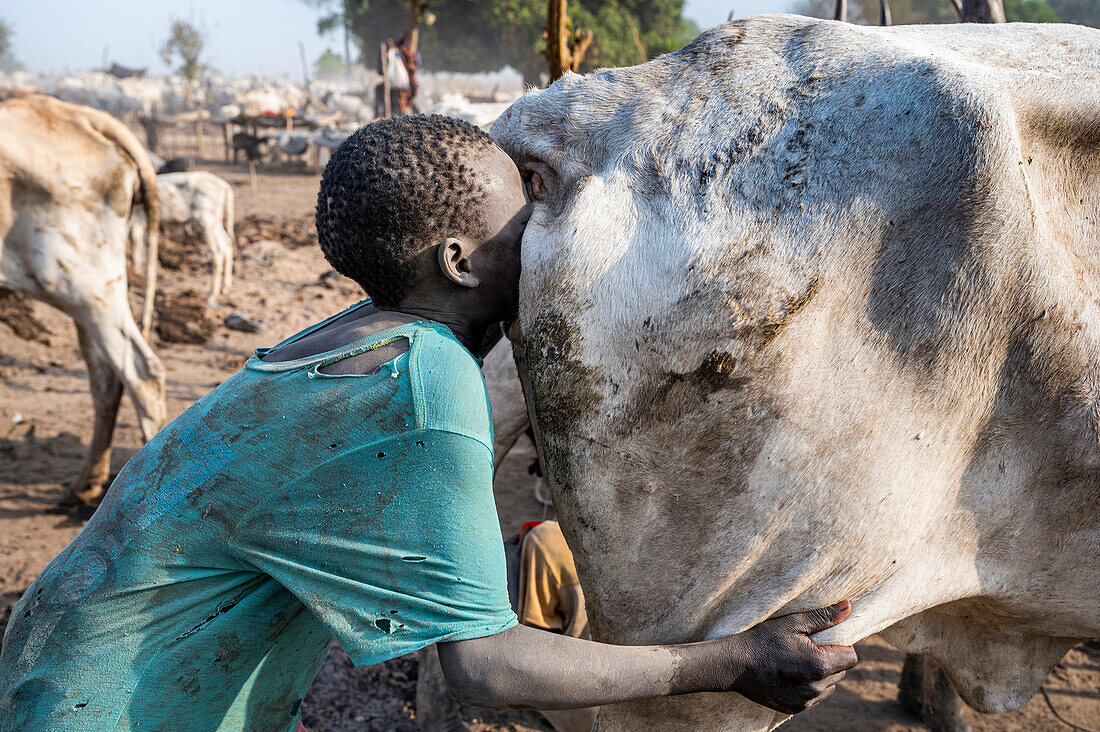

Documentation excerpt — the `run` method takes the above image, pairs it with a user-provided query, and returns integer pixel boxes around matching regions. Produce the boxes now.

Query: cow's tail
[223,178,235,247]
[88,110,159,339]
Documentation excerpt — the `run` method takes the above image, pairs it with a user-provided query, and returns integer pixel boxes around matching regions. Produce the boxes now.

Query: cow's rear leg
[207,233,225,306]
[898,654,972,732]
[206,228,233,307]
[62,296,167,506]
[218,228,234,297]
[67,325,124,505]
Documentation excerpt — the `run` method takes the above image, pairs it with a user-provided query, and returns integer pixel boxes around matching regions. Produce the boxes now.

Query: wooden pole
[834,0,848,21]
[407,0,421,55]
[249,161,257,195]
[195,117,204,158]
[298,41,311,90]
[381,41,391,118]
[961,0,1005,22]
[344,16,352,67]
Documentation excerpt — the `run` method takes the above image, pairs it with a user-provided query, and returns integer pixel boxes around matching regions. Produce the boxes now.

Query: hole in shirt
[377,452,386,458]
[317,337,410,376]
[375,618,393,633]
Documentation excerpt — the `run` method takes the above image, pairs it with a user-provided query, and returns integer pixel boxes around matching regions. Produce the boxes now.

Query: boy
[0,116,856,730]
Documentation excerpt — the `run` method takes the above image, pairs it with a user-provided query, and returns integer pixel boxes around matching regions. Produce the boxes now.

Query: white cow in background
[425,93,512,130]
[146,171,236,306]
[0,95,166,506]
[493,15,1100,731]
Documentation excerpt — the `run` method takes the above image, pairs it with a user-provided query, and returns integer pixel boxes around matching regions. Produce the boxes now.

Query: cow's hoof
[59,482,106,509]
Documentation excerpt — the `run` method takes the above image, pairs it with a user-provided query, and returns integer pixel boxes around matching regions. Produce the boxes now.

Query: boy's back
[0,305,516,731]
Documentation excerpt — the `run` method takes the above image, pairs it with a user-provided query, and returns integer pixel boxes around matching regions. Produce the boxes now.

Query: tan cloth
[517,521,589,640]
[516,521,596,732]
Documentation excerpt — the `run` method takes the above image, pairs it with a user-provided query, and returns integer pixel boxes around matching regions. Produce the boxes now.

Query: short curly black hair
[315,114,499,306]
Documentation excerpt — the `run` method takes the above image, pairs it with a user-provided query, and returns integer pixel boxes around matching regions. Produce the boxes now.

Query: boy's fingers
[795,600,852,634]
[807,683,837,709]
[816,645,859,673]
[811,670,847,692]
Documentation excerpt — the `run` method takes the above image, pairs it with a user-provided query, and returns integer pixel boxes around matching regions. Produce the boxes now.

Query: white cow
[426,93,513,130]
[152,171,235,306]
[492,15,1100,730]
[0,95,167,505]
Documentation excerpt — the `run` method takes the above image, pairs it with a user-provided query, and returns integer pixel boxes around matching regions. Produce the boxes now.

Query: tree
[794,0,1061,23]
[792,0,956,24]
[0,18,22,72]
[306,0,696,84]
[1002,0,1059,21]
[1047,0,1100,25]
[545,0,593,81]
[160,18,208,105]
[961,0,1005,21]
[315,48,346,78]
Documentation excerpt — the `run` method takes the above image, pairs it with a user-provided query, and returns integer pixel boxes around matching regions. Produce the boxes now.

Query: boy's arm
[438,601,857,714]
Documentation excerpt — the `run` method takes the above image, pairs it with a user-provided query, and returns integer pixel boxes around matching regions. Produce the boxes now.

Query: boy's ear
[437,237,480,289]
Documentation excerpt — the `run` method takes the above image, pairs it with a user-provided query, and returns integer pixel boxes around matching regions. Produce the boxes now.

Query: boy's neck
[379,303,500,357]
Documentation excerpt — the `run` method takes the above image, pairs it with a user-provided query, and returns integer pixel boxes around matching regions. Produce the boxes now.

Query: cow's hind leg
[207,230,225,306]
[898,654,972,732]
[67,325,124,506]
[62,284,167,506]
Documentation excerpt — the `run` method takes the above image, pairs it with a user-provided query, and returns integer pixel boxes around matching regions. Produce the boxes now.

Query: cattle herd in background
[0,66,525,128]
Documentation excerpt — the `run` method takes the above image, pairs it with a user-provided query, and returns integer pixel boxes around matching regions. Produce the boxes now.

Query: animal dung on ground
[155,290,216,345]
[0,290,49,343]
[243,239,288,267]
[236,215,316,249]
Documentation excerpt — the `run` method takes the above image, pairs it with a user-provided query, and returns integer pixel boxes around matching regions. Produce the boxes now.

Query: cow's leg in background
[211,221,235,307]
[221,180,235,296]
[75,306,166,444]
[899,654,971,732]
[69,324,125,505]
[206,223,226,306]
[216,228,234,301]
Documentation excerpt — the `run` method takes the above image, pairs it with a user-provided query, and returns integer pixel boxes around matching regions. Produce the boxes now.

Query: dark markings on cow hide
[609,349,752,441]
[755,278,821,351]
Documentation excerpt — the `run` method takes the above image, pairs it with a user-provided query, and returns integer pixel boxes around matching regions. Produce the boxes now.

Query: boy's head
[316,114,530,323]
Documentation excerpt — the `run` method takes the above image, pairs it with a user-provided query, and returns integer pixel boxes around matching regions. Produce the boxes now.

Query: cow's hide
[492,14,1100,731]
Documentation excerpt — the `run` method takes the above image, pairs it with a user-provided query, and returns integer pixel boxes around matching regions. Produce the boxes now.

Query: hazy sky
[5,0,796,77]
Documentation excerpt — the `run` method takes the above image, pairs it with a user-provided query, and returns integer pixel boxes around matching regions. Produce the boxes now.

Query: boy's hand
[727,601,858,714]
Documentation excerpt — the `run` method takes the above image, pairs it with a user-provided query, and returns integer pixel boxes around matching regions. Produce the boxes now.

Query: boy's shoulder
[408,323,494,455]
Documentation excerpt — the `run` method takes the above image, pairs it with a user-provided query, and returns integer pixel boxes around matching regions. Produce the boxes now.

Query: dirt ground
[1,161,1096,731]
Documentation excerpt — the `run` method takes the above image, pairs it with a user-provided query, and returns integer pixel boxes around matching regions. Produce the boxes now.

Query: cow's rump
[493,15,1100,731]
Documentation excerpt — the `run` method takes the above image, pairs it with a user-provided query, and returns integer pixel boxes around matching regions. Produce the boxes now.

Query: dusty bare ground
[0,162,1096,731]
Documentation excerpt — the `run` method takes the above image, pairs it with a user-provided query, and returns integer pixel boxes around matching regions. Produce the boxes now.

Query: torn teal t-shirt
[0,301,517,732]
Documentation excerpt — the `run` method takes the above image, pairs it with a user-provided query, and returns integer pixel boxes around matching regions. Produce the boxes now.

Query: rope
[1041,684,1097,732]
